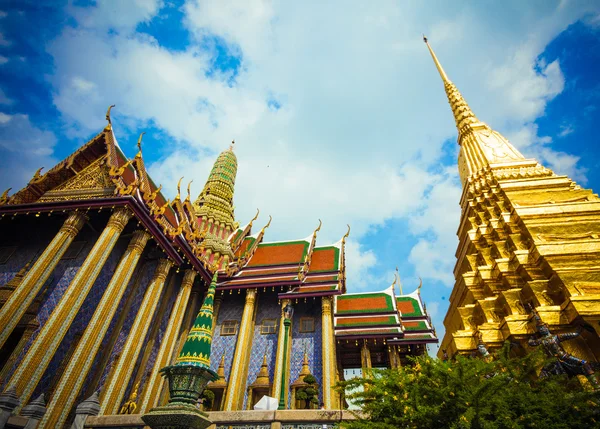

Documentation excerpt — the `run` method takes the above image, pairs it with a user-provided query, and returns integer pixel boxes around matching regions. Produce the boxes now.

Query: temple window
[0,246,17,264]
[61,241,87,260]
[299,317,315,333]
[260,319,277,335]
[220,320,238,336]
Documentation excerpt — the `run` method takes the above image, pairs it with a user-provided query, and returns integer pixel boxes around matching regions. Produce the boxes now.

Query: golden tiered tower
[192,142,238,269]
[424,37,600,361]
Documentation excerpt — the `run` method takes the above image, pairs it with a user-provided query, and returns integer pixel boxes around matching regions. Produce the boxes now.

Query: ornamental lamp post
[278,303,294,410]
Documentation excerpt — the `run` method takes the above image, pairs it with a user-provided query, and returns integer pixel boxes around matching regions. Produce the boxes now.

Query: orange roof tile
[310,247,339,272]
[246,241,309,267]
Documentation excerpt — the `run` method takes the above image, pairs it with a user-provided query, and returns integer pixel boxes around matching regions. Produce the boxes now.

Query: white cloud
[0,88,12,105]
[0,114,58,191]
[12,1,599,348]
[558,124,574,137]
[0,33,10,47]
[69,0,164,33]
[506,123,587,183]
[0,56,8,65]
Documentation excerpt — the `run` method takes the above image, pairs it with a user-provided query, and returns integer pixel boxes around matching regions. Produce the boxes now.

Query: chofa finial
[137,132,145,152]
[106,105,116,125]
[176,177,184,200]
[186,180,193,200]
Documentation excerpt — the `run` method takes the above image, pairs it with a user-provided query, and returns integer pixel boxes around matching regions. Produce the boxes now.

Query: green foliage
[201,389,215,409]
[297,374,320,409]
[335,343,600,429]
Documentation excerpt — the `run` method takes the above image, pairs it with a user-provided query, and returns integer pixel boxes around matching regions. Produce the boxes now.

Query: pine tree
[296,374,320,409]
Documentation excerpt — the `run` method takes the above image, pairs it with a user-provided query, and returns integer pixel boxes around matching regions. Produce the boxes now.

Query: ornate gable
[39,156,116,202]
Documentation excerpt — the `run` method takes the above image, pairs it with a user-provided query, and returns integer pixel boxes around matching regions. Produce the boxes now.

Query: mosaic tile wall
[123,270,179,402]
[33,233,130,397]
[96,258,159,391]
[0,217,57,285]
[0,226,100,392]
[287,299,323,409]
[77,255,158,402]
[242,292,280,409]
[209,292,245,381]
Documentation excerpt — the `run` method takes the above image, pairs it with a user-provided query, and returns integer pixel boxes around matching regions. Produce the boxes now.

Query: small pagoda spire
[217,354,226,378]
[175,272,218,369]
[299,349,310,377]
[253,353,270,385]
[423,35,479,133]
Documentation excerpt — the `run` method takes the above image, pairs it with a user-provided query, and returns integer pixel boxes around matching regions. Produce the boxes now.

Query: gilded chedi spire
[193,142,238,268]
[176,273,218,369]
[423,36,528,184]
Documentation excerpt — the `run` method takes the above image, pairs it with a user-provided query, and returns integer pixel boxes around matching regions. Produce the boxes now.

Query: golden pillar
[321,296,337,409]
[212,295,223,336]
[133,276,179,398]
[100,258,173,415]
[272,298,291,409]
[37,230,151,429]
[137,269,196,413]
[0,211,87,350]
[7,208,132,407]
[223,288,257,411]
[388,345,401,368]
[361,340,372,376]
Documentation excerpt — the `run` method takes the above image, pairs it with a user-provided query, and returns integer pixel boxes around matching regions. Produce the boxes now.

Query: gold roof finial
[249,208,260,228]
[260,215,272,234]
[417,277,423,293]
[186,180,193,201]
[137,132,145,152]
[423,35,479,133]
[230,139,235,151]
[392,267,402,295]
[176,177,184,200]
[106,104,115,126]
[314,219,322,234]
[0,188,11,205]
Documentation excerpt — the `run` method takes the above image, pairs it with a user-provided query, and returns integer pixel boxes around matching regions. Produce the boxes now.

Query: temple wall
[210,293,245,381]
[32,232,128,397]
[288,300,323,408]
[0,217,57,285]
[95,259,159,390]
[0,226,101,391]
[242,292,280,409]
[123,270,179,402]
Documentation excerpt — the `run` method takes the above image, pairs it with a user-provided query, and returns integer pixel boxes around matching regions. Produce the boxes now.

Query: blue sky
[1,1,599,353]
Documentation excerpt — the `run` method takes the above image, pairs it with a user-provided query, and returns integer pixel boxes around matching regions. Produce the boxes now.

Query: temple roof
[217,228,348,299]
[333,280,437,345]
[0,113,236,281]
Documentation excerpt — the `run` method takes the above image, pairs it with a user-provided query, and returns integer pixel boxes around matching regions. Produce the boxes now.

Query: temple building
[0,107,436,427]
[424,38,600,366]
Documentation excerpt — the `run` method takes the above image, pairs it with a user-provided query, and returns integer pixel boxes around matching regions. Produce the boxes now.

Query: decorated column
[211,295,222,336]
[223,288,257,411]
[100,258,173,415]
[142,273,219,429]
[388,345,401,368]
[7,208,132,407]
[321,296,337,409]
[38,230,151,429]
[272,299,292,409]
[361,340,372,377]
[138,270,197,413]
[0,211,87,349]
